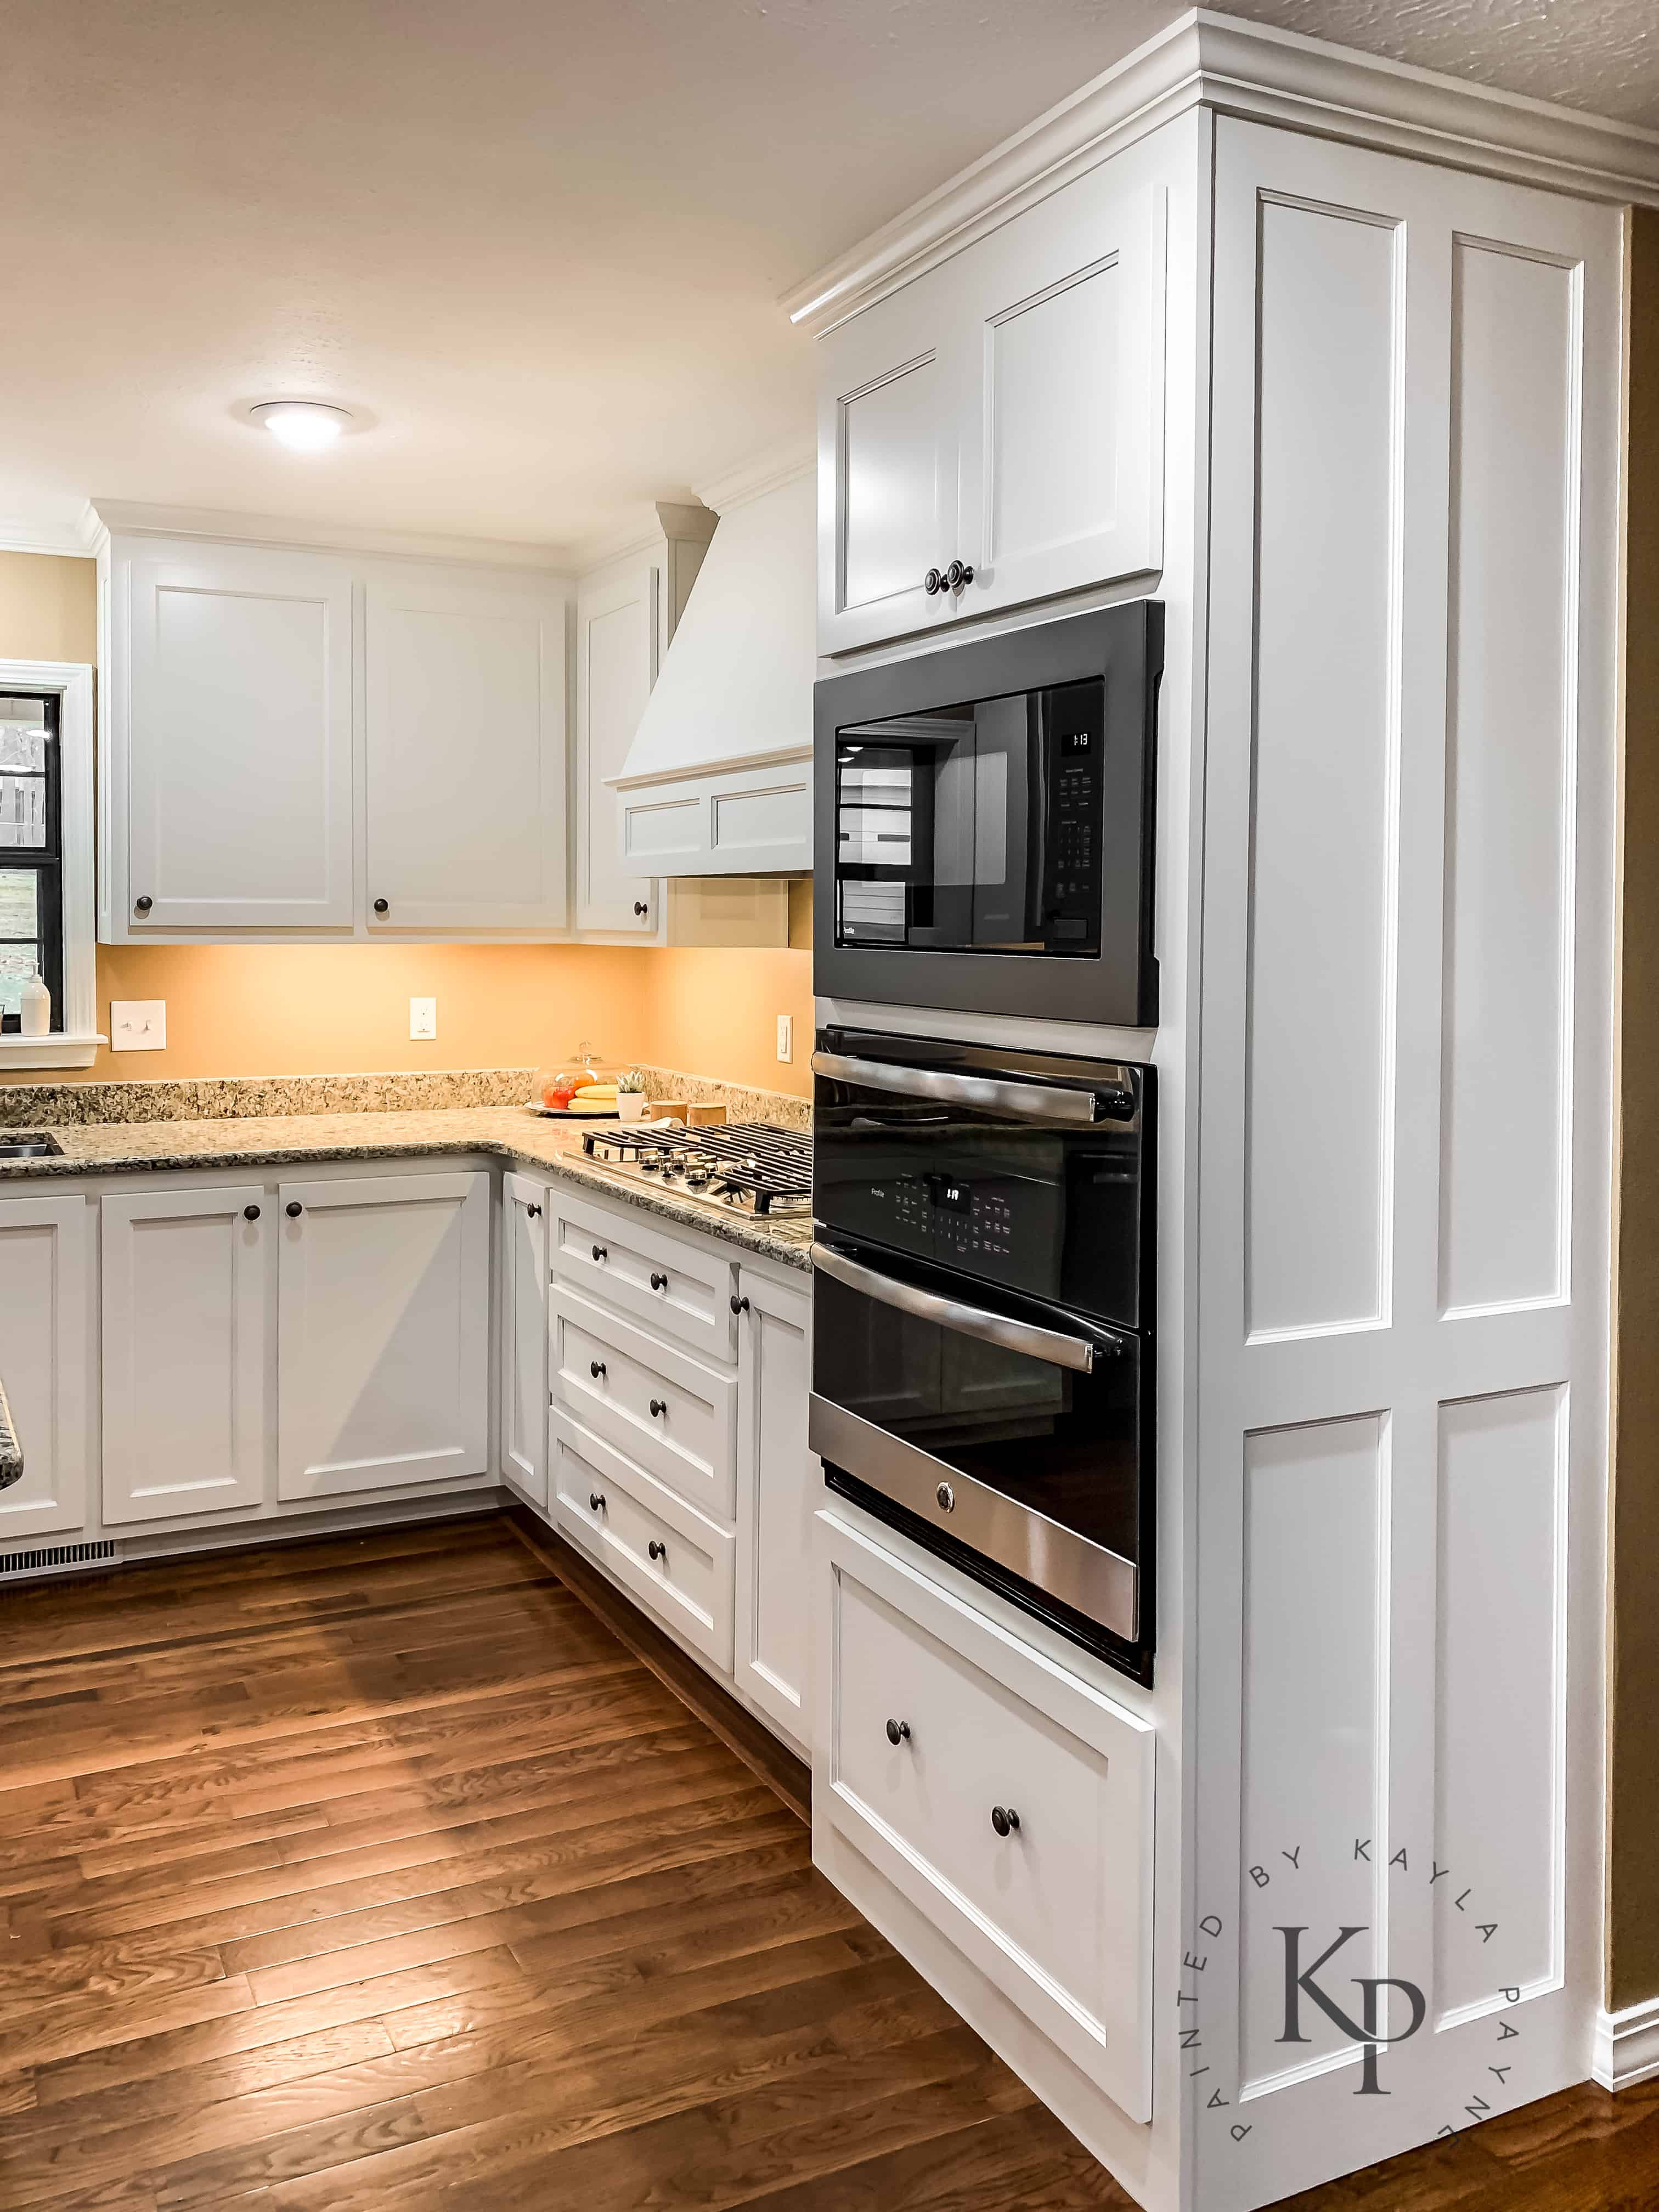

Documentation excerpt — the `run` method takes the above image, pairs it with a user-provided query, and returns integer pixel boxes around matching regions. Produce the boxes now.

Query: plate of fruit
[527,1063,620,1117]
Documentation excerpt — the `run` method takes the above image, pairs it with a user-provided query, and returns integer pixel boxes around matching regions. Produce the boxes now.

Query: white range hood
[607,454,814,877]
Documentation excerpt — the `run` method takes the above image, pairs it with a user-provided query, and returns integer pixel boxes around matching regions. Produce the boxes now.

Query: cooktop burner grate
[582,1121,811,1215]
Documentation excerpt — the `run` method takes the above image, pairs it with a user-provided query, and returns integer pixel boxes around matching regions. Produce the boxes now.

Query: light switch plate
[776,1013,793,1064]
[409,997,437,1041]
[110,1000,166,1052]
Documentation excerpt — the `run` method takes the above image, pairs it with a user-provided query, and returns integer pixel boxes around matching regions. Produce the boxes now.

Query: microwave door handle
[810,1243,1097,1374]
[811,1051,1102,1127]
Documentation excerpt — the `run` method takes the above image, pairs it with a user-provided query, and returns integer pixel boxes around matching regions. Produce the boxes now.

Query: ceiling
[7,0,1657,567]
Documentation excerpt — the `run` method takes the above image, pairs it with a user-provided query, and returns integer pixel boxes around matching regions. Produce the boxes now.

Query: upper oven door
[814,602,1161,1029]
[813,1033,1152,1334]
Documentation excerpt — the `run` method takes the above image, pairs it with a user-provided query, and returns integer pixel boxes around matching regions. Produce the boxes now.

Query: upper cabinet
[574,503,716,934]
[575,562,659,934]
[117,543,356,931]
[817,170,1166,656]
[101,529,569,943]
[364,567,567,933]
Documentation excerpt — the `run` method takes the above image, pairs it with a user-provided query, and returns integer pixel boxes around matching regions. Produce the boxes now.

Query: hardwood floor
[0,1514,1647,2212]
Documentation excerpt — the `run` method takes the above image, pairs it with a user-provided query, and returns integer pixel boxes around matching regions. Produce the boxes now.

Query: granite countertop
[0,1371,19,1491]
[0,1105,814,1273]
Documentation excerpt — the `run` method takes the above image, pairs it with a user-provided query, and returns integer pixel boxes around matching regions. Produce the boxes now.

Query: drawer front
[553,1414,735,1671]
[817,1511,1153,2122]
[551,1189,735,1363]
[550,1284,736,1518]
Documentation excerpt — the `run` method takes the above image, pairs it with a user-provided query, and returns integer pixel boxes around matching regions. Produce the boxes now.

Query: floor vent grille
[0,1538,121,1578]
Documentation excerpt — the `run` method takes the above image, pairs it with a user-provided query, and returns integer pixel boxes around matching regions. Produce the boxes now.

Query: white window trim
[0,659,103,1069]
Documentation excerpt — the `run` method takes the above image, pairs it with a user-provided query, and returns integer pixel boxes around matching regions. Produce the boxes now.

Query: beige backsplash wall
[0,548,814,1099]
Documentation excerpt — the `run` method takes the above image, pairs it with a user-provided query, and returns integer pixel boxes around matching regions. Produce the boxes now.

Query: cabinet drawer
[550,1284,736,1519]
[552,1413,735,1672]
[551,1190,735,1363]
[817,1512,1153,2123]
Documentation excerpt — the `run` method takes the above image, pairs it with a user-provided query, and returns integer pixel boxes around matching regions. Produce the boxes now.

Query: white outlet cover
[409,996,438,1040]
[776,1013,793,1063]
[110,1000,166,1052]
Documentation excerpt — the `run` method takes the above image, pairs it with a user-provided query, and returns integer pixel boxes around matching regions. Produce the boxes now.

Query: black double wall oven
[810,1032,1156,1686]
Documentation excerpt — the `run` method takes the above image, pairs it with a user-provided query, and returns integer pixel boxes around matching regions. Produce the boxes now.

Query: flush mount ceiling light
[249,400,354,451]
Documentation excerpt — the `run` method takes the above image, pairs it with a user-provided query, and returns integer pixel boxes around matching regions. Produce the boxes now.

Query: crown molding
[89,499,574,574]
[781,7,1659,337]
[0,509,103,560]
[693,438,815,515]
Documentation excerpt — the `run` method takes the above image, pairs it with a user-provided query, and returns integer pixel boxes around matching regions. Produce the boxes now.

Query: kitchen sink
[0,1133,63,1159]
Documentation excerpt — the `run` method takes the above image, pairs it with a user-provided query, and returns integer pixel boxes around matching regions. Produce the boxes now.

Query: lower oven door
[809,1239,1152,1677]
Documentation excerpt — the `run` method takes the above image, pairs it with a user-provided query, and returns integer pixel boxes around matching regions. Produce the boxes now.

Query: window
[0,692,63,1032]
[0,659,95,1069]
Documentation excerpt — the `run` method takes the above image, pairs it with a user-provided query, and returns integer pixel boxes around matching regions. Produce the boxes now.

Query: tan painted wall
[0,550,814,1097]
[1610,206,1659,2012]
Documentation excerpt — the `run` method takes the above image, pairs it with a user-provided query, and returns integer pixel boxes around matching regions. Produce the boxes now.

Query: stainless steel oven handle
[811,1051,1102,1127]
[810,1243,1097,1374]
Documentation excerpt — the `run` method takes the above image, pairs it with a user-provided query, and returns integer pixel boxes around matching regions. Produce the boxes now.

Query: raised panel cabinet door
[501,1171,549,1511]
[100,1186,268,1526]
[817,264,964,655]
[733,1266,812,1747]
[956,176,1166,618]
[364,571,568,932]
[278,1171,490,1503]
[123,545,355,930]
[0,1194,93,1544]
[576,565,658,933]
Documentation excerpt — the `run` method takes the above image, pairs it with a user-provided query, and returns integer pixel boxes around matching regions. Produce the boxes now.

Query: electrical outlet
[409,997,437,1041]
[776,1013,793,1064]
[110,1000,166,1052]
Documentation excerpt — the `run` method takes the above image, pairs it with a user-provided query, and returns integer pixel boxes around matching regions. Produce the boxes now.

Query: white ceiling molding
[88,499,573,574]
[0,513,103,560]
[693,438,816,516]
[782,4,1659,337]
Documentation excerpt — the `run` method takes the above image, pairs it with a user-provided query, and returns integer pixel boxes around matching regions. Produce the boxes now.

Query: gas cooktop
[581,1121,811,1218]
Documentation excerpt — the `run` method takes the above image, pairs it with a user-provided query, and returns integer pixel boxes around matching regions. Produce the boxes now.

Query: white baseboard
[1593,1995,1659,2090]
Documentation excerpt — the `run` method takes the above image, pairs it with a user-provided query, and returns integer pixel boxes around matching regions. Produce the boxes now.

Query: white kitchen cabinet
[100,1184,268,1525]
[816,1510,1155,2125]
[277,1170,489,1503]
[550,1281,737,1520]
[816,171,1165,655]
[116,542,356,931]
[364,568,567,932]
[733,1264,814,1749]
[500,1171,549,1509]
[574,564,659,934]
[552,1410,736,1672]
[0,1194,93,1545]
[550,1186,736,1364]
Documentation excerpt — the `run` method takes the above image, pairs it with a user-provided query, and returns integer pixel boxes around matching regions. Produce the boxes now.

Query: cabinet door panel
[278,1172,489,1502]
[101,1186,267,1525]
[125,548,354,930]
[365,573,567,932]
[0,1195,92,1544]
[818,272,962,655]
[501,1172,549,1510]
[576,566,657,933]
[961,178,1165,616]
[734,1267,813,1748]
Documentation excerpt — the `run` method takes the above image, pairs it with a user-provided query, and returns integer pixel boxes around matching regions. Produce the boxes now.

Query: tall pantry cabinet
[791,15,1641,2212]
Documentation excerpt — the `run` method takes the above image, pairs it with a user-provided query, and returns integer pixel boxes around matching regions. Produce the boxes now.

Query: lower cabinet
[733,1266,813,1750]
[552,1411,736,1670]
[501,1172,549,1510]
[101,1184,269,1525]
[278,1171,490,1503]
[0,1193,93,1545]
[815,1510,1155,2125]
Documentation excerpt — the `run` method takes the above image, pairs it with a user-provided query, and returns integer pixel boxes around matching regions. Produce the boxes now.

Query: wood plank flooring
[0,1513,1648,2212]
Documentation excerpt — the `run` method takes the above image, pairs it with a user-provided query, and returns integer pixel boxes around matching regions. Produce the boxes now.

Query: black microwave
[814,602,1161,1028]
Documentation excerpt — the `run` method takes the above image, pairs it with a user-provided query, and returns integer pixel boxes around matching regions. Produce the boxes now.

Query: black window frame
[0,691,64,1034]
